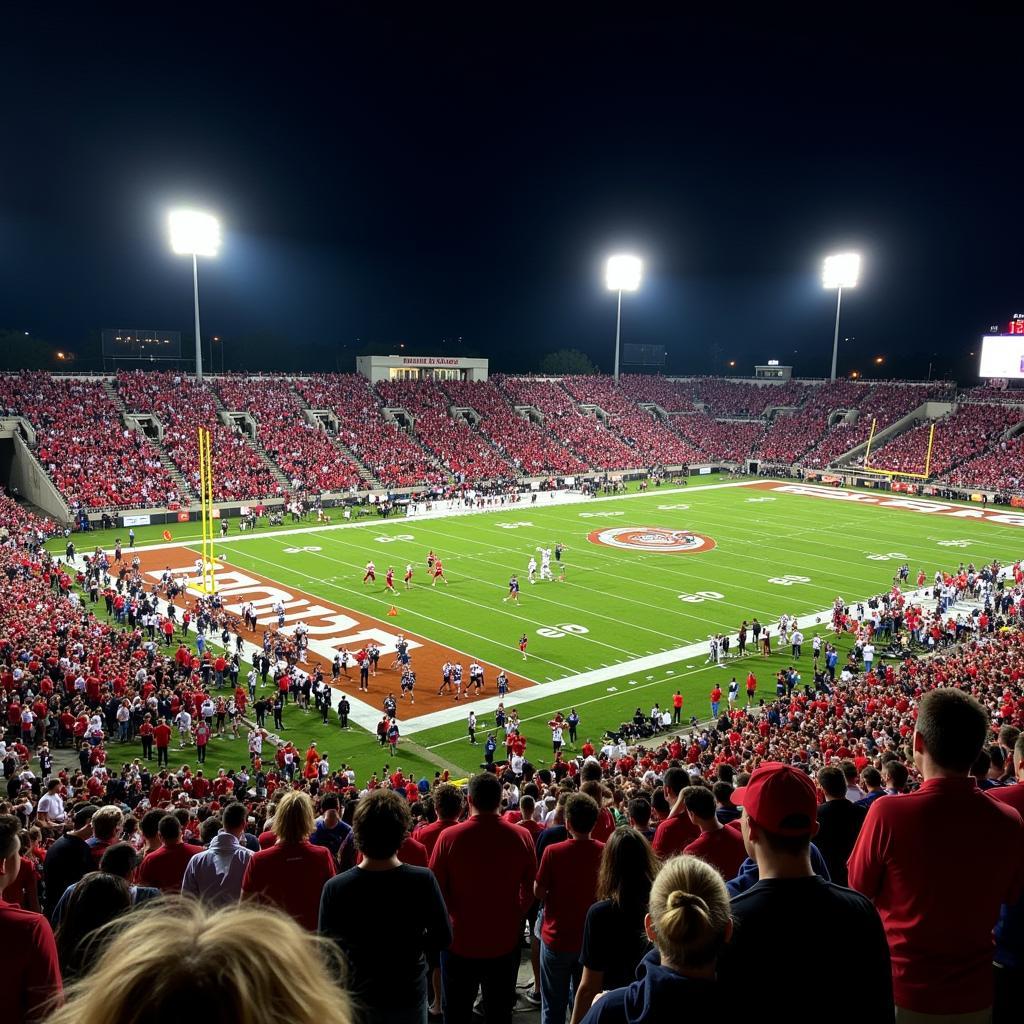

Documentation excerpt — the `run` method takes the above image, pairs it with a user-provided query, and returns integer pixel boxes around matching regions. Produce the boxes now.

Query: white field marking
[314,524,754,639]
[408,583,944,736]
[398,510,806,625]
[119,479,765,556]
[267,538,651,660]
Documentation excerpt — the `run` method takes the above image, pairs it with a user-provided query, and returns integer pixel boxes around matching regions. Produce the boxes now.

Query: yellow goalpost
[862,417,936,480]
[191,426,218,594]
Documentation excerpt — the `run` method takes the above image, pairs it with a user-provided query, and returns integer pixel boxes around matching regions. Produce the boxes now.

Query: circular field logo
[587,526,717,554]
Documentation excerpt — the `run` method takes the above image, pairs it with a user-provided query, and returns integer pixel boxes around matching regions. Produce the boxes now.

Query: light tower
[605,254,642,382]
[169,209,221,382]
[822,252,860,382]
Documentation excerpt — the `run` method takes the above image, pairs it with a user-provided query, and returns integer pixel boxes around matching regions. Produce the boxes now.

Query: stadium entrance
[356,354,488,383]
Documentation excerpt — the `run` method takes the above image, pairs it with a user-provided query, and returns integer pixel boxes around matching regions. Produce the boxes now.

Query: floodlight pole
[192,252,204,383]
[613,288,623,383]
[829,286,843,383]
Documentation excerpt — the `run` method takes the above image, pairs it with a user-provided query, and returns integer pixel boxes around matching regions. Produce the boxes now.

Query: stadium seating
[440,380,587,475]
[864,402,1024,478]
[117,371,280,501]
[293,374,447,488]
[671,413,765,463]
[376,379,514,480]
[214,378,362,493]
[496,376,646,469]
[0,373,183,511]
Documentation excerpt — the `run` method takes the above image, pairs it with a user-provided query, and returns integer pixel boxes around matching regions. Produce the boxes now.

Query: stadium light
[169,209,221,382]
[605,255,642,382]
[822,252,860,383]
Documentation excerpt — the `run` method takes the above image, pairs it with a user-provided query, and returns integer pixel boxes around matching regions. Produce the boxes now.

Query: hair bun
[667,889,708,914]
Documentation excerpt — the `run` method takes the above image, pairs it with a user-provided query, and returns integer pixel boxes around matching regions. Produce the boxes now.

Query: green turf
[79,480,1024,780]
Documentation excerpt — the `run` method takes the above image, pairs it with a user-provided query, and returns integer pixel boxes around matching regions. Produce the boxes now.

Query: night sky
[2,10,1022,380]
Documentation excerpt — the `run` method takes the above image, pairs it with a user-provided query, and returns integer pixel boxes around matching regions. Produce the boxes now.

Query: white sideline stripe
[109,478,765,555]
[403,585,941,735]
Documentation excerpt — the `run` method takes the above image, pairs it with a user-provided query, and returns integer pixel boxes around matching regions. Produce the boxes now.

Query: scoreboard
[101,329,181,361]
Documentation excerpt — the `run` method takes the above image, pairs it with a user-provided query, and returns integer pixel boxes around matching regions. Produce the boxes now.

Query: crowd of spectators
[946,434,1024,495]
[295,374,447,488]
[2,480,1024,1023]
[441,381,587,476]
[864,402,1024,478]
[116,372,279,501]
[377,380,515,481]
[214,378,363,493]
[801,383,946,469]
[670,414,764,463]
[0,374,182,512]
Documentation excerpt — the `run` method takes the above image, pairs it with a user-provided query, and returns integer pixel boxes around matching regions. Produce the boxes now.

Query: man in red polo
[681,785,746,880]
[138,814,203,892]
[651,766,699,858]
[414,783,463,857]
[430,772,536,1024]
[849,689,1024,1020]
[153,718,172,768]
[534,793,604,1024]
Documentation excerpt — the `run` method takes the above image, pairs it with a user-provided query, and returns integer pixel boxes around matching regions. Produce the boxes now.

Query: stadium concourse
[6,385,1024,1024]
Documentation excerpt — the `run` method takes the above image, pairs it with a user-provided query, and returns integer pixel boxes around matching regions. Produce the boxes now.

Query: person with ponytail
[580,854,730,1023]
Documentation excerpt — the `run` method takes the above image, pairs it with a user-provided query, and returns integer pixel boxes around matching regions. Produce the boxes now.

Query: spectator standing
[42,805,96,919]
[0,813,62,1024]
[579,855,730,1024]
[181,802,253,906]
[651,767,699,859]
[680,786,747,881]
[849,690,1024,1021]
[137,814,204,893]
[430,772,537,1024]
[720,763,893,1021]
[53,872,132,981]
[570,827,658,1024]
[241,790,336,930]
[814,766,866,887]
[414,782,463,858]
[535,793,605,1024]
[319,790,451,1024]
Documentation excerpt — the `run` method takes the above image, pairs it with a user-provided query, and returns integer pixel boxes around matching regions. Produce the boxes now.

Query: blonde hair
[648,855,730,968]
[46,899,352,1024]
[272,790,316,844]
[91,805,125,841]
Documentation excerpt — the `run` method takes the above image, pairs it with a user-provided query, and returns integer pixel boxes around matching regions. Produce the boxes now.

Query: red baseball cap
[732,762,819,837]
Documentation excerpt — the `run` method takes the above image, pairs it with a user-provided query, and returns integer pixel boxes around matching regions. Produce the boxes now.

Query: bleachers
[440,380,587,475]
[294,374,446,488]
[214,378,362,493]
[867,403,1024,478]
[376,379,514,480]
[0,373,182,511]
[117,371,280,501]
[672,413,765,463]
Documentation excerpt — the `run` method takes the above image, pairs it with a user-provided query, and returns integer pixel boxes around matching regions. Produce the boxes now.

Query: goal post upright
[197,426,217,594]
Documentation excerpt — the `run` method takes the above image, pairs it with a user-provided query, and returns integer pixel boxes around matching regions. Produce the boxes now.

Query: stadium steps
[207,385,292,491]
[287,380,382,488]
[102,379,194,498]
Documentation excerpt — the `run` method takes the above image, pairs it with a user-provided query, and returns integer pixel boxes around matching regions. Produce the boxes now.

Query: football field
[100,479,1024,781]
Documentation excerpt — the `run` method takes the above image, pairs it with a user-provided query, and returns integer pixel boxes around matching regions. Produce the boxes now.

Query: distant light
[850,370,860,379]
[823,252,860,289]
[874,356,884,364]
[213,336,220,342]
[24,331,29,336]
[728,360,736,367]
[605,254,642,292]
[767,359,780,366]
[169,209,221,258]
[56,351,65,360]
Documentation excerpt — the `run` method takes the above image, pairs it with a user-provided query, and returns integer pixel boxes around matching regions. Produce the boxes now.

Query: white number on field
[768,575,811,586]
[537,623,590,639]
[656,503,690,510]
[578,511,624,518]
[283,546,322,553]
[374,534,415,543]
[678,590,724,603]
[937,539,974,548]
[496,522,535,530]
[865,551,908,561]
[746,497,776,503]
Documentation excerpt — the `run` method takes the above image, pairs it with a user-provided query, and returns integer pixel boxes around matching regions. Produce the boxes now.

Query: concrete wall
[8,434,70,522]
